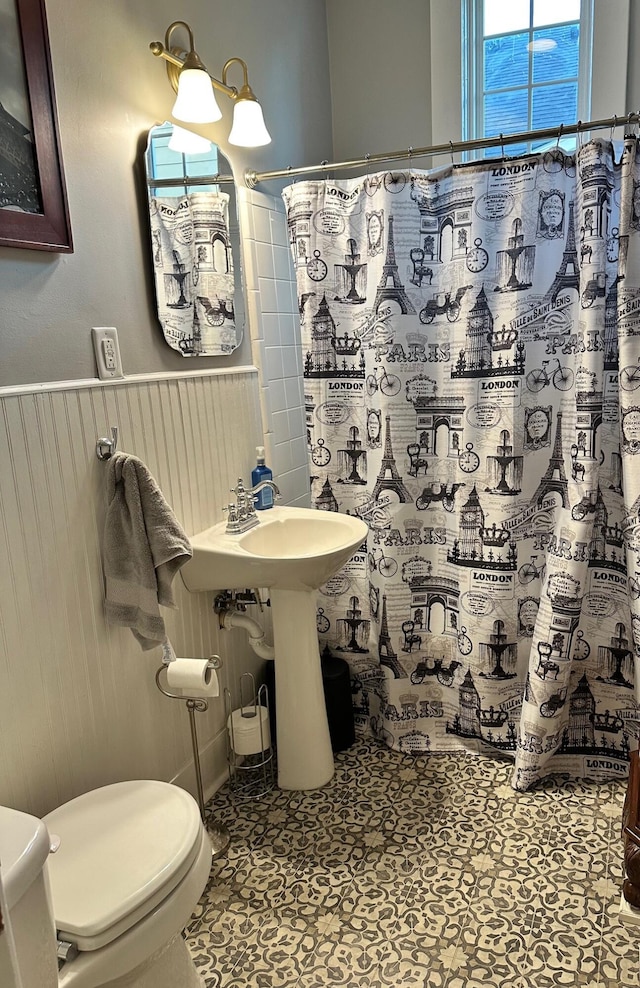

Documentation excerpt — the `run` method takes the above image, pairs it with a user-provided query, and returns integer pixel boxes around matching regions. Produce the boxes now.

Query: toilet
[0,780,212,988]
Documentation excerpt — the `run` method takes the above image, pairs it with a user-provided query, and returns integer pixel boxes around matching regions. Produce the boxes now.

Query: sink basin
[181,506,367,592]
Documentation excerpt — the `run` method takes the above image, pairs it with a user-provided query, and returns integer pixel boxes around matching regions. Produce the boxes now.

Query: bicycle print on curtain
[283,138,640,790]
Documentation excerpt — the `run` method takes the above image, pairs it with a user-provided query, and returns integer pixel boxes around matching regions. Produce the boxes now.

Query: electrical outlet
[92,327,124,379]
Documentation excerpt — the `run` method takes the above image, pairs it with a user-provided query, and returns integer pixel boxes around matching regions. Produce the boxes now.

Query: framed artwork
[0,0,72,251]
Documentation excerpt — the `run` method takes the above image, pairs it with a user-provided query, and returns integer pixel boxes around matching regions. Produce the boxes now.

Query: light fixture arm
[222,58,255,102]
[149,20,237,100]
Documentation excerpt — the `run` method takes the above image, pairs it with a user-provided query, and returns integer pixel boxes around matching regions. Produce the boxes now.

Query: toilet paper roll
[166,658,219,697]
[227,706,271,755]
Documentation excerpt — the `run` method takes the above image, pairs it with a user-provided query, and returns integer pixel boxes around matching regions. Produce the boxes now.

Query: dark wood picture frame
[622,749,640,909]
[0,0,72,252]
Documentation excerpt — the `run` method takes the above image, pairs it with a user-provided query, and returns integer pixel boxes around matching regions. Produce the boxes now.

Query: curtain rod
[244,111,640,188]
[147,173,235,189]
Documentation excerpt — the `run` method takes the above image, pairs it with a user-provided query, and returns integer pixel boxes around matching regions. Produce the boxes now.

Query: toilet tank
[0,806,58,988]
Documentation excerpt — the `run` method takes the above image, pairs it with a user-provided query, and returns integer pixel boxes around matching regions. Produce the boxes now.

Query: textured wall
[0,0,332,387]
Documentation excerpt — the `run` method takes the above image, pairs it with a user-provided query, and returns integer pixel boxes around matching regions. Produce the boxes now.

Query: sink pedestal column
[270,588,334,790]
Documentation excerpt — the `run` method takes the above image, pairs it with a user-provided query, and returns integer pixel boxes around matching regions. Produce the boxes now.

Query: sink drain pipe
[219,607,275,660]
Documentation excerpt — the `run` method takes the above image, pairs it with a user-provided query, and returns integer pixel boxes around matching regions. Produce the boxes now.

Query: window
[146,124,221,197]
[462,0,594,155]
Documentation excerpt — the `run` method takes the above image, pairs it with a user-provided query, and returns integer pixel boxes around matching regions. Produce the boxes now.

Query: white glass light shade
[168,125,212,155]
[228,98,271,147]
[172,68,222,124]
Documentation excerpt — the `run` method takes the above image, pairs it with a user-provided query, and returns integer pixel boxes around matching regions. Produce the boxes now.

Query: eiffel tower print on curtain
[373,415,411,503]
[531,412,569,508]
[544,201,580,303]
[379,594,406,678]
[373,215,415,315]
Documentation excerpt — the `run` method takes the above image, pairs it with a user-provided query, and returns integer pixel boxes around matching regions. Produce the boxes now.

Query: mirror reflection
[144,123,244,356]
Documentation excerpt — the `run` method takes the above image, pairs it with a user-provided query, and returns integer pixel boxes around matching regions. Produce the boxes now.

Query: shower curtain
[149,190,239,356]
[283,137,640,790]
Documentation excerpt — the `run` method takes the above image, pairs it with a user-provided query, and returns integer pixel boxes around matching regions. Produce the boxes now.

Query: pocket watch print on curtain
[283,138,640,791]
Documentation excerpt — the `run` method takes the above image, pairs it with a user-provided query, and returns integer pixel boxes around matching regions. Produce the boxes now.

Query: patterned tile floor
[187,737,639,988]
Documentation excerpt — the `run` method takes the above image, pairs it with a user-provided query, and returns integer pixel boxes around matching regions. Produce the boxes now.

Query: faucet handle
[236,490,249,518]
[223,503,239,523]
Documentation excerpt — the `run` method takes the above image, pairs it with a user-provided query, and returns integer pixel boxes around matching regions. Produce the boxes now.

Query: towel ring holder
[96,427,118,461]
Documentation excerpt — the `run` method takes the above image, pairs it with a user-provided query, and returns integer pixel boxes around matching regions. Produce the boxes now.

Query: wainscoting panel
[0,370,268,817]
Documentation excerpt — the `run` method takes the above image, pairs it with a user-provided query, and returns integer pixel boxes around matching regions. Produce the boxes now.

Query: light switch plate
[92,327,124,379]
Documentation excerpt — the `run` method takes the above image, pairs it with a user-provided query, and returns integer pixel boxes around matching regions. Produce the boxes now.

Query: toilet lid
[43,780,204,950]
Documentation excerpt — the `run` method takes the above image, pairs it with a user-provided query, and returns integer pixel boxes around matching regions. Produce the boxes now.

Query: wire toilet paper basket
[225,673,274,800]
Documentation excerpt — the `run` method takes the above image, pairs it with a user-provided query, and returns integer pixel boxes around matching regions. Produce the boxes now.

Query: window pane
[484,0,529,36]
[532,82,578,130]
[186,149,219,177]
[530,134,577,153]
[485,141,529,159]
[532,24,580,82]
[533,0,581,27]
[148,129,221,197]
[484,89,529,137]
[484,33,530,90]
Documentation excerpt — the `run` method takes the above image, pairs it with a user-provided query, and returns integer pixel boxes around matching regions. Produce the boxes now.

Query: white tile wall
[238,186,311,508]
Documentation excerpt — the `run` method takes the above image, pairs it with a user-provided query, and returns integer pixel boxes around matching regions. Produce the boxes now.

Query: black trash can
[321,651,356,752]
[264,648,355,753]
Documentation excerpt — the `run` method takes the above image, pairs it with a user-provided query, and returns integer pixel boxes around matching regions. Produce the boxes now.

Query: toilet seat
[43,780,204,951]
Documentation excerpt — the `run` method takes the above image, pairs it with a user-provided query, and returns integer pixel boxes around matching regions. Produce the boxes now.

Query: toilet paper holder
[156,656,221,703]
[155,656,231,860]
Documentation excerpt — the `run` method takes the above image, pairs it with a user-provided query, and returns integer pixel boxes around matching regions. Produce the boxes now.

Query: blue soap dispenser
[252,446,274,510]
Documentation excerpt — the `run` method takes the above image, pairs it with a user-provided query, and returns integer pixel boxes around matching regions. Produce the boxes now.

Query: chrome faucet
[224,477,281,534]
[250,478,281,502]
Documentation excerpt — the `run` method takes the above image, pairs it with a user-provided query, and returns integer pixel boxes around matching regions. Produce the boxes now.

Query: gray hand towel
[103,452,192,650]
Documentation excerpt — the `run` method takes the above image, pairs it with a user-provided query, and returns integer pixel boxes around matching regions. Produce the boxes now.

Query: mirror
[144,123,245,356]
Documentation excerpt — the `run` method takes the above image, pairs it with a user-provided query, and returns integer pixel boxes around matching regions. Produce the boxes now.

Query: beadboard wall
[0,369,273,817]
[0,186,310,819]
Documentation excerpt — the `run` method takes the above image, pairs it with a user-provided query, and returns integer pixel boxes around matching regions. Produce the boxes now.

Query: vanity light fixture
[150,21,271,147]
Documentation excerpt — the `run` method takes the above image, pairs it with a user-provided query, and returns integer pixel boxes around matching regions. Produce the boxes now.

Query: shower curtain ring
[577,121,583,149]
[365,152,371,176]
[449,140,455,165]
[556,123,564,149]
[499,133,505,160]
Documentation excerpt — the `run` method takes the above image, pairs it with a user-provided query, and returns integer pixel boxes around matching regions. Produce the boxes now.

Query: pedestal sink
[181,507,367,790]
